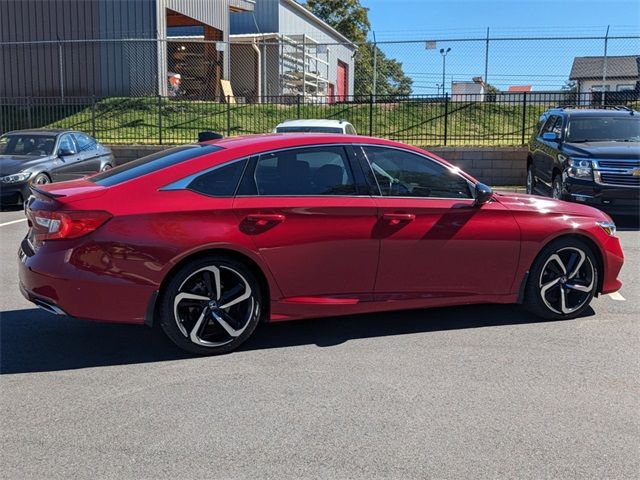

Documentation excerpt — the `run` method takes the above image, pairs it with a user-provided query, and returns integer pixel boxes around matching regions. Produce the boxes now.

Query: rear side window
[73,133,97,152]
[90,144,222,187]
[187,159,247,197]
[254,146,356,195]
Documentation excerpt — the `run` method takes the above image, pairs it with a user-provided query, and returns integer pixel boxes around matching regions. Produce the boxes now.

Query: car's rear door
[357,145,521,299]
[233,144,379,300]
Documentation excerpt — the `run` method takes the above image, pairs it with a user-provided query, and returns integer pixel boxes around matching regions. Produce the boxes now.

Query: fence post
[443,93,449,146]
[297,94,301,119]
[91,96,97,138]
[157,95,163,145]
[369,94,374,137]
[226,95,231,137]
[26,97,32,129]
[521,92,527,146]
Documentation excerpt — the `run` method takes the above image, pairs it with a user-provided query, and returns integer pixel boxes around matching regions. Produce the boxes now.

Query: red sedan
[18,134,624,355]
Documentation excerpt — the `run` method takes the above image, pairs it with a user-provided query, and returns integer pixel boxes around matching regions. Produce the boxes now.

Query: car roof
[3,128,74,136]
[545,108,638,118]
[275,119,350,128]
[199,133,393,151]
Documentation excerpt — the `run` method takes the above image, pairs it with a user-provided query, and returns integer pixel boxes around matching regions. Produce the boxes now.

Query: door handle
[383,213,415,225]
[245,213,285,226]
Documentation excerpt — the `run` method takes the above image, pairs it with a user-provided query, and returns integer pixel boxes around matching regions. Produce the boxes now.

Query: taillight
[31,210,112,240]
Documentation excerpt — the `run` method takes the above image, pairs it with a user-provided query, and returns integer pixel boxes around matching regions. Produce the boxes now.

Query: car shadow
[1,304,592,375]
[613,215,640,232]
[0,204,23,213]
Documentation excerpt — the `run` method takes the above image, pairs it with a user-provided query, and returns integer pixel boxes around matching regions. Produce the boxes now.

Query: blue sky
[360,0,640,93]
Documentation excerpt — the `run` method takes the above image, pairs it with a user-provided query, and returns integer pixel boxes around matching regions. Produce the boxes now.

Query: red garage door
[337,61,348,101]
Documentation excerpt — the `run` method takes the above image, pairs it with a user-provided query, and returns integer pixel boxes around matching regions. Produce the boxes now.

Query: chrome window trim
[355,143,476,200]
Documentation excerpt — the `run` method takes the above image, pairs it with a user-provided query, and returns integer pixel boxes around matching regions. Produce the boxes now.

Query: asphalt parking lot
[1,205,638,479]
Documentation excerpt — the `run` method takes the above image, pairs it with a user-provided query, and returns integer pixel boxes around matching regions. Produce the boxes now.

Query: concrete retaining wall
[108,145,528,186]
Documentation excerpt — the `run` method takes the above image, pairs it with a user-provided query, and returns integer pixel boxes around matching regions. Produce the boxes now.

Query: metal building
[0,0,255,97]
[229,0,357,102]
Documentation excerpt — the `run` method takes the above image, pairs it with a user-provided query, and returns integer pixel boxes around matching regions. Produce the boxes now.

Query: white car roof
[275,119,351,128]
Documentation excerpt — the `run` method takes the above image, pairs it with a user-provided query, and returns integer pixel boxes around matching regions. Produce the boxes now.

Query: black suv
[527,107,639,216]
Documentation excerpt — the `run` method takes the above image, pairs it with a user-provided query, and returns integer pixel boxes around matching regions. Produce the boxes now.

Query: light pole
[436,84,442,96]
[440,47,451,95]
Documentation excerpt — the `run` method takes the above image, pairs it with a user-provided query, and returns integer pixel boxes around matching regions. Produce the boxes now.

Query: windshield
[276,126,344,134]
[566,116,640,142]
[0,134,56,156]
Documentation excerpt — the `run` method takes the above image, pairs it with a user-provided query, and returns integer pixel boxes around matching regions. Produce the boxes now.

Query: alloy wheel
[526,168,534,194]
[173,265,256,347]
[538,246,595,315]
[32,174,50,185]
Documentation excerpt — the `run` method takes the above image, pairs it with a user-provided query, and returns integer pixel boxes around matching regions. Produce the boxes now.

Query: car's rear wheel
[524,238,598,320]
[158,255,262,355]
[526,165,535,194]
[100,163,113,172]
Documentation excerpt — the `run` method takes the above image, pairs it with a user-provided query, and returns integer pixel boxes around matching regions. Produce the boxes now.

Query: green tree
[304,0,413,97]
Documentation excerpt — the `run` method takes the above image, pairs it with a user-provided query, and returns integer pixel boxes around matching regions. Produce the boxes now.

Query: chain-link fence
[1,31,638,146]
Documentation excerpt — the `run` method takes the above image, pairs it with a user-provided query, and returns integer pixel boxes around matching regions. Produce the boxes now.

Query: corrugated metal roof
[569,55,640,79]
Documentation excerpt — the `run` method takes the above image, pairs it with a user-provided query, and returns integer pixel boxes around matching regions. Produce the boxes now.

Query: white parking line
[0,218,27,227]
[608,292,626,301]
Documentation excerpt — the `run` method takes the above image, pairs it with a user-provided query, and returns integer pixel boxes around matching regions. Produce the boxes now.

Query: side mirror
[58,148,75,157]
[473,182,493,207]
[542,132,558,142]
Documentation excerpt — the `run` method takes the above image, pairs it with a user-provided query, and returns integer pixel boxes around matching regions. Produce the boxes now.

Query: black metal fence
[1,92,638,146]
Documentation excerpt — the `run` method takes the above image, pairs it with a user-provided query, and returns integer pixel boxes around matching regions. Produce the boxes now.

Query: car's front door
[358,145,521,300]
[50,134,84,181]
[72,132,104,175]
[533,115,563,192]
[233,145,379,301]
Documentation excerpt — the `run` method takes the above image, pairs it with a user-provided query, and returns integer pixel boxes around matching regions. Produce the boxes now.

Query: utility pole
[602,25,610,106]
[484,27,490,85]
[440,47,451,95]
[372,31,378,98]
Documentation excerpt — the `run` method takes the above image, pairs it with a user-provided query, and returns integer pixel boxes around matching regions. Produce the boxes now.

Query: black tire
[101,163,113,172]
[158,255,262,355]
[31,173,50,186]
[526,164,535,194]
[524,237,598,320]
[551,174,563,199]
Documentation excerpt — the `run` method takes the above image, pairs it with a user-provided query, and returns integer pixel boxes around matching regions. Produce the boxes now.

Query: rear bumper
[18,238,155,324]
[562,176,640,217]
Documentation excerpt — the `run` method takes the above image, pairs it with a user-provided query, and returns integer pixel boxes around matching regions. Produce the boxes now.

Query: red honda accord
[18,134,624,355]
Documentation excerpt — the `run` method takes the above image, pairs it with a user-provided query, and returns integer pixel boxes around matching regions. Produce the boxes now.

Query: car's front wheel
[524,238,598,320]
[158,255,263,355]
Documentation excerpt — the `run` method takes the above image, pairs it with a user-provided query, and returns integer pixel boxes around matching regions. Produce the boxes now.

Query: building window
[617,84,635,91]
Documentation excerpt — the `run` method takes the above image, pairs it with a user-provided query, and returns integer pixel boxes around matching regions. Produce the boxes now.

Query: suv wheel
[159,255,262,355]
[551,175,563,200]
[524,238,598,320]
[526,165,535,194]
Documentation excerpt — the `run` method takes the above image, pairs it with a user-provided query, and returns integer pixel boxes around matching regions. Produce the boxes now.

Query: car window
[540,115,562,137]
[73,133,97,152]
[566,116,640,142]
[0,134,56,155]
[363,146,472,199]
[90,144,223,187]
[187,159,247,197]
[58,134,77,154]
[254,146,356,195]
[346,124,357,135]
